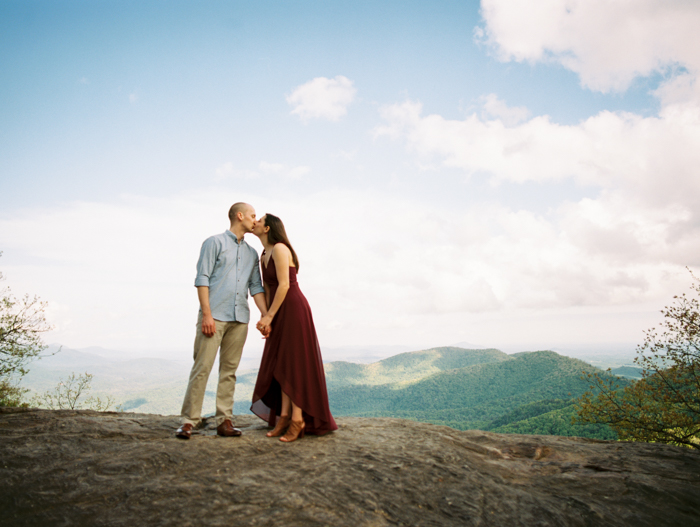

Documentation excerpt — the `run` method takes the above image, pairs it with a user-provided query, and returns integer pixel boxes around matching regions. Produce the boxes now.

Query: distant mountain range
[21,344,631,439]
[325,347,626,439]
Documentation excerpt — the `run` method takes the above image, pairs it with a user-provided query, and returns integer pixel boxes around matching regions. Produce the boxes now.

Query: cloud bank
[477,0,700,94]
[0,184,689,356]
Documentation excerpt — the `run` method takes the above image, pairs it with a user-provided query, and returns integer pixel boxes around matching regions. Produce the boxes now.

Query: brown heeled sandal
[266,415,291,437]
[280,419,305,442]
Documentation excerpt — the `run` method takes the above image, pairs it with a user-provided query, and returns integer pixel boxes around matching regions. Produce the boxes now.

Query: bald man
[176,202,268,439]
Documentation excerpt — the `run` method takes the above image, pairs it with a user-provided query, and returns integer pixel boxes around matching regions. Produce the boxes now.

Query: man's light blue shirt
[194,230,265,323]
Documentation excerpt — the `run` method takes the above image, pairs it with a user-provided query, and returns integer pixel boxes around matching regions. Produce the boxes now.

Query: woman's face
[252,215,268,237]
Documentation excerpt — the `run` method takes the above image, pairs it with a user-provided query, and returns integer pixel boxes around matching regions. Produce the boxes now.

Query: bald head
[228,202,253,224]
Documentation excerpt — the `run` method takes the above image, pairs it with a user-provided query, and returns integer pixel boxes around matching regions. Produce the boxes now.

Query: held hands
[256,315,273,338]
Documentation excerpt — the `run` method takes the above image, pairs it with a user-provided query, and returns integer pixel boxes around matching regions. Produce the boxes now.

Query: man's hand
[201,313,216,337]
[256,315,272,338]
[257,326,271,339]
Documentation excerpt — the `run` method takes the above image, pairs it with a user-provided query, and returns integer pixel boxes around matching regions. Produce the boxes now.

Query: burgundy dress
[251,251,338,435]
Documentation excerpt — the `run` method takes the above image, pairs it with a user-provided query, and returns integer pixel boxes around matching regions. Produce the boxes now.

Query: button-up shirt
[194,230,265,323]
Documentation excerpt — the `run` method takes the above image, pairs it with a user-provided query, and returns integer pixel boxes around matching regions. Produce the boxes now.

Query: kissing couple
[176,202,337,442]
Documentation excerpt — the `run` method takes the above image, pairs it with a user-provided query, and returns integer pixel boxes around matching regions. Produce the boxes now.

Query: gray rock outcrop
[1,407,699,526]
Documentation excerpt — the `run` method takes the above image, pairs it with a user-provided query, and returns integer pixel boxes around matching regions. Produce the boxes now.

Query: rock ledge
[1,407,699,526]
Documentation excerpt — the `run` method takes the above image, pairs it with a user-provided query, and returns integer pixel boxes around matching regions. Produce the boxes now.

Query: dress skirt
[251,258,337,435]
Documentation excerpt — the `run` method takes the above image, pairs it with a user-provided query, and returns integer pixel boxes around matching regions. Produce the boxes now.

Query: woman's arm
[258,244,291,328]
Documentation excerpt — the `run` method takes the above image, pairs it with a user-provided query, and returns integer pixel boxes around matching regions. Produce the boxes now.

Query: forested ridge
[326,347,627,439]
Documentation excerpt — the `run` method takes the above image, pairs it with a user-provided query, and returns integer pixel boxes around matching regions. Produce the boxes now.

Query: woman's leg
[291,400,303,421]
[281,389,292,416]
[266,388,293,437]
[281,389,303,419]
[280,397,305,442]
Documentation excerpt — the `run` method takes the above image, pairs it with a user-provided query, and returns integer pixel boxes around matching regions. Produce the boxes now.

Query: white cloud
[286,75,357,122]
[478,0,700,93]
[374,98,700,212]
[374,96,700,297]
[480,93,530,125]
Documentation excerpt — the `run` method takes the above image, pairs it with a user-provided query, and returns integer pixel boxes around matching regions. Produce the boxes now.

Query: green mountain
[326,348,625,439]
[325,347,509,387]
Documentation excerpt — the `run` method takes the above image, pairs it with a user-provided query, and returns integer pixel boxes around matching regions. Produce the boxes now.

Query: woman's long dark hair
[264,214,300,271]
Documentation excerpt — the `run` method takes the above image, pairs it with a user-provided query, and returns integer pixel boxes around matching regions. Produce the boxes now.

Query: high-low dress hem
[250,252,337,435]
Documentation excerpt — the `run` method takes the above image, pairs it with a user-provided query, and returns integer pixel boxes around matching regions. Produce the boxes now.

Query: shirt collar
[225,230,242,245]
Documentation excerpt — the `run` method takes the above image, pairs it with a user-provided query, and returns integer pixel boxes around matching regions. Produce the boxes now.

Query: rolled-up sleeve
[194,238,218,287]
[248,251,265,296]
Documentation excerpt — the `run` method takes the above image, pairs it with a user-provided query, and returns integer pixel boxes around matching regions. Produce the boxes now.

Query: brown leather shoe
[266,415,291,437]
[176,423,193,440]
[217,419,242,437]
[280,419,305,443]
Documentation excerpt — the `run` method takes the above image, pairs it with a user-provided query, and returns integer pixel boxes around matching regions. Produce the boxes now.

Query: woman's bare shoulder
[272,243,292,258]
[272,243,295,267]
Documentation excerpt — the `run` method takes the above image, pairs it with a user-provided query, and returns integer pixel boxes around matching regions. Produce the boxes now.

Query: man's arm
[248,250,269,336]
[194,237,219,338]
[197,286,216,337]
[252,292,268,317]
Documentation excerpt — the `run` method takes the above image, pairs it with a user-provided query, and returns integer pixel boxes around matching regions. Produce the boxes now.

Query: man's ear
[236,211,244,222]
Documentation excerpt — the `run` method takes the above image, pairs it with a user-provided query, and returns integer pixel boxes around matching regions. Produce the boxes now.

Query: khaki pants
[180,313,248,426]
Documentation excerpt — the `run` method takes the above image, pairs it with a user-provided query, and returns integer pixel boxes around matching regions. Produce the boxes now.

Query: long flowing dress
[251,250,338,435]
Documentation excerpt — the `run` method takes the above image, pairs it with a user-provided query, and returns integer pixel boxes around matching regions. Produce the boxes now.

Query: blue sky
[0,0,660,207]
[2,1,699,360]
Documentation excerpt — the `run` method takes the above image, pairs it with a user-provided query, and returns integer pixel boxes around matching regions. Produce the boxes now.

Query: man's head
[228,202,256,233]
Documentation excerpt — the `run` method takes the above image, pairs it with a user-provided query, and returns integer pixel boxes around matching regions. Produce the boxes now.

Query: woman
[251,214,337,442]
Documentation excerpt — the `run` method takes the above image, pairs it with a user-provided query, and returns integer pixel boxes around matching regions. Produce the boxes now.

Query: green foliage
[0,380,29,407]
[327,348,621,439]
[485,398,573,429]
[389,351,596,415]
[0,255,54,406]
[486,400,617,440]
[33,372,115,411]
[576,270,700,449]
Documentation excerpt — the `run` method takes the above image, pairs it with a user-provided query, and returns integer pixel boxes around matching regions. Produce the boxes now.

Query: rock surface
[1,407,699,526]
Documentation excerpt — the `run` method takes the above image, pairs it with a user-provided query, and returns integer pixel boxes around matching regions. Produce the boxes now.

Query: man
[176,202,268,439]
